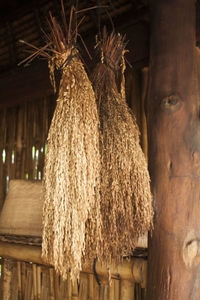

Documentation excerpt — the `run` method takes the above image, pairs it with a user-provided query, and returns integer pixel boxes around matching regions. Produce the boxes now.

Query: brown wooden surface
[147,0,200,298]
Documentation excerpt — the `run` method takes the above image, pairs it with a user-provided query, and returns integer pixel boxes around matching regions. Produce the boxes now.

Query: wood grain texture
[147,0,200,298]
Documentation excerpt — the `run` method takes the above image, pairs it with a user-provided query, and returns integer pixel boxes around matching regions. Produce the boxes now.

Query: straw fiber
[0,180,42,237]
[31,7,102,281]
[42,54,101,282]
[92,31,153,265]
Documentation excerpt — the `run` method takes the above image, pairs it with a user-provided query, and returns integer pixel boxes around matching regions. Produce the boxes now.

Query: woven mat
[0,180,43,237]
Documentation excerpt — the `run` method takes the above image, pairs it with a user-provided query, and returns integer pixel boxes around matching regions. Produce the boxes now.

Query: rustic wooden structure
[1,257,147,300]
[0,65,147,298]
[0,1,149,293]
[147,0,200,298]
[2,0,200,298]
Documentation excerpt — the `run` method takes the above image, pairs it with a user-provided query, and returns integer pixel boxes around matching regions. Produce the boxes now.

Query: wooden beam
[147,0,200,298]
[0,242,45,265]
[0,242,147,285]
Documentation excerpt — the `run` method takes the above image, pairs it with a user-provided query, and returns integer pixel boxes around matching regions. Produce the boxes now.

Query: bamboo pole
[54,271,60,300]
[17,262,22,300]
[114,280,120,300]
[67,279,72,300]
[49,268,55,300]
[33,264,37,300]
[109,280,114,300]
[79,273,88,300]
[21,262,26,297]
[37,265,41,300]
[72,281,78,300]
[141,67,149,159]
[0,242,45,265]
[88,274,94,300]
[2,259,13,300]
[120,280,134,300]
[0,242,147,286]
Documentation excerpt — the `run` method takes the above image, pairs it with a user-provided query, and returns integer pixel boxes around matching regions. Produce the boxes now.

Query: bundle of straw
[20,7,101,281]
[92,29,153,265]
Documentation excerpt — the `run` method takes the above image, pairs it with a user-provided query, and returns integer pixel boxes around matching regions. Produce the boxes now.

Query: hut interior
[0,0,199,299]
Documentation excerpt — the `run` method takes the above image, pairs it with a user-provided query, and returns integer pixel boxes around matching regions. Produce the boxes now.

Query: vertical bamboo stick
[15,107,24,179]
[41,268,49,300]
[101,284,109,300]
[79,273,88,300]
[109,280,114,300]
[0,109,6,208]
[67,278,72,300]
[21,262,26,298]
[37,265,41,300]
[93,275,100,300]
[49,268,55,300]
[59,277,65,300]
[120,280,134,300]
[24,265,33,300]
[17,262,22,300]
[60,277,68,300]
[72,280,78,300]
[141,67,149,159]
[126,70,142,130]
[2,259,12,300]
[54,271,60,300]
[88,274,94,300]
[1,108,7,208]
[114,279,120,300]
[33,264,37,300]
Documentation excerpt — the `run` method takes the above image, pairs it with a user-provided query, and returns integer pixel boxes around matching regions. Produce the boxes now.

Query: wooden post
[147,0,200,298]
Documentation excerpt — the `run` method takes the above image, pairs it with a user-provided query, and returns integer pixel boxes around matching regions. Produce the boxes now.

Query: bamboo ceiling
[0,0,148,74]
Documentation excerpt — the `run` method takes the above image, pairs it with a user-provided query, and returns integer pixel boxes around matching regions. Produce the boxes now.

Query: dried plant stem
[92,31,153,265]
[42,55,101,282]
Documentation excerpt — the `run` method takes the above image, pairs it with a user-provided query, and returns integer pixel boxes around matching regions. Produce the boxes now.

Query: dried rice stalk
[43,54,101,282]
[92,29,153,265]
[20,6,101,282]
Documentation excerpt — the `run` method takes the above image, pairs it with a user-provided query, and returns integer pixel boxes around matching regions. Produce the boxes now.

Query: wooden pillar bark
[147,0,200,299]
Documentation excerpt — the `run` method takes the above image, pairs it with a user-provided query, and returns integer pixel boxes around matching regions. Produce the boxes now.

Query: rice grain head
[92,30,153,265]
[20,6,102,282]
[42,53,101,282]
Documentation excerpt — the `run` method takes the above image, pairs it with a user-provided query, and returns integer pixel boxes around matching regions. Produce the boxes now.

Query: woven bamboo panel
[0,95,55,210]
[0,180,43,237]
[1,259,146,300]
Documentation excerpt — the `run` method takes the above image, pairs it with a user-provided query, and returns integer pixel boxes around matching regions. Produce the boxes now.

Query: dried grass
[19,6,102,282]
[92,30,153,265]
[42,53,101,282]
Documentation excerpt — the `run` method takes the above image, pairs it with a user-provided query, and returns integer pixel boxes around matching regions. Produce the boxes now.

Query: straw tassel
[42,52,101,282]
[41,23,101,283]
[92,29,153,265]
[19,6,101,282]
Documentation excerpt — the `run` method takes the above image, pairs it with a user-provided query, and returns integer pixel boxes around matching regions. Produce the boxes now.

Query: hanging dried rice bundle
[92,29,153,265]
[20,7,101,281]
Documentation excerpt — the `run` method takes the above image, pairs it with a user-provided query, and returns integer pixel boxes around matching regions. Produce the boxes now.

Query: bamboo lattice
[0,95,55,210]
[1,258,146,300]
